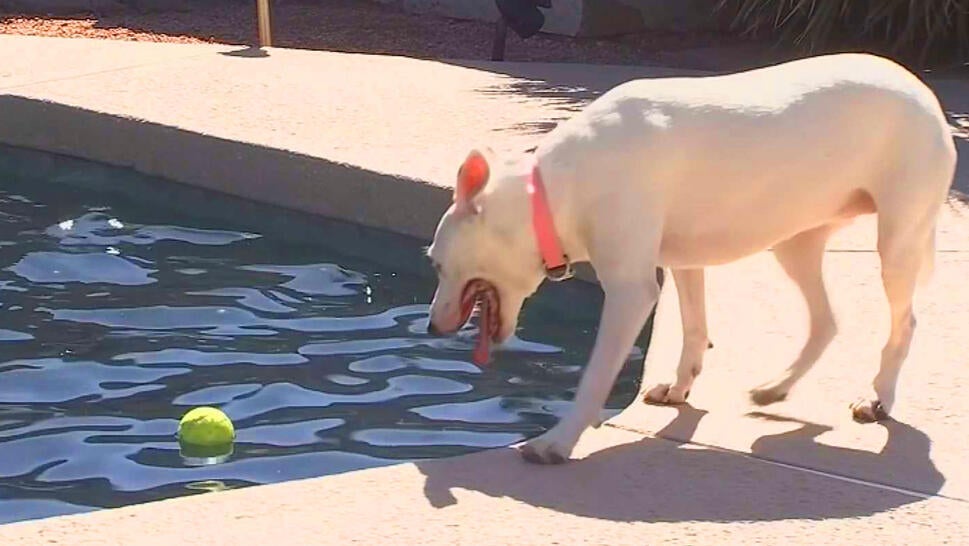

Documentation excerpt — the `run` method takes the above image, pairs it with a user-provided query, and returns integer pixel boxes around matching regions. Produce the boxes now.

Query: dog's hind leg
[751,223,839,406]
[850,207,936,422]
[644,268,711,405]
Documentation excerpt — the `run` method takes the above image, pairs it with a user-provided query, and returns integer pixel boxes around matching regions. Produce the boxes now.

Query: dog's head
[426,148,546,345]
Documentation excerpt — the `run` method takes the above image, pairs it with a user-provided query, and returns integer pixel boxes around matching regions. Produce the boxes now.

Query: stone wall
[374,0,724,37]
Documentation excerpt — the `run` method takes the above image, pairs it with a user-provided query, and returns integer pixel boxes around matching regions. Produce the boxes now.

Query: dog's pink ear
[454,149,490,215]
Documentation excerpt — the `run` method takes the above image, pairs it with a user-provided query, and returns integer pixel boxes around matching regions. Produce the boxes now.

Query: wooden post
[256,0,272,47]
[491,16,508,61]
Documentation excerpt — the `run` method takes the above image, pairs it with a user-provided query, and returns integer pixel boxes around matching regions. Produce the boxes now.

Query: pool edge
[0,96,605,284]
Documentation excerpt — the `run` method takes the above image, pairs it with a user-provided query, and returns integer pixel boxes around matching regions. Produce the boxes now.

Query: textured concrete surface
[0,35,968,542]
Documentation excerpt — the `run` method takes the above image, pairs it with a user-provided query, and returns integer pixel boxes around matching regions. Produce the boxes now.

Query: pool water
[0,146,653,524]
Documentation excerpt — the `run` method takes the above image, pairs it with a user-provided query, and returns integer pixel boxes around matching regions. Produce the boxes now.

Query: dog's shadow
[416,407,944,523]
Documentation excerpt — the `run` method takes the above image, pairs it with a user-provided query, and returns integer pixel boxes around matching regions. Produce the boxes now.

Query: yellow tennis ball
[178,407,235,446]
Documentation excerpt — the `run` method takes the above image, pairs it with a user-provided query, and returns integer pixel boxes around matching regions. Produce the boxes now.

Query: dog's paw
[749,385,788,406]
[517,429,576,465]
[643,383,690,405]
[850,399,890,423]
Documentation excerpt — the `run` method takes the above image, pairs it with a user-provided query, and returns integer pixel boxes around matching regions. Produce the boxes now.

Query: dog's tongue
[472,294,492,366]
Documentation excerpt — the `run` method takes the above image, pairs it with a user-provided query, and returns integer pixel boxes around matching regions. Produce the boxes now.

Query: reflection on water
[0,147,648,525]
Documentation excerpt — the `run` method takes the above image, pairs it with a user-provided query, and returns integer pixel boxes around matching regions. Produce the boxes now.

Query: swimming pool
[0,145,654,524]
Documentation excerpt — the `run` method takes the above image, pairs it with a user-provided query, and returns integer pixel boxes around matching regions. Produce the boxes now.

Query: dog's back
[541,53,956,267]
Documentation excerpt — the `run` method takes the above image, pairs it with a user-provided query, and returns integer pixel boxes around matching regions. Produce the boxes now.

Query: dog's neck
[489,154,588,269]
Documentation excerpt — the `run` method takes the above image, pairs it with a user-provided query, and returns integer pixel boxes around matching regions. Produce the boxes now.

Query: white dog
[426,53,957,464]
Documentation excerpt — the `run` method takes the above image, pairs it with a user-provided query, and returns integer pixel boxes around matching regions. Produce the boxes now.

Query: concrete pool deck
[1,35,968,542]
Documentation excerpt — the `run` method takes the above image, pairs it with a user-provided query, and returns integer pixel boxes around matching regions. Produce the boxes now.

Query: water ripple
[0,329,32,341]
[48,305,413,333]
[44,212,259,247]
[0,359,188,404]
[0,152,645,525]
[240,264,366,296]
[9,251,156,285]
[114,349,309,367]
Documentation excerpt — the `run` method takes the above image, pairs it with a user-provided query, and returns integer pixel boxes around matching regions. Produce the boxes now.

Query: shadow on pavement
[746,412,945,498]
[219,46,270,59]
[441,61,702,140]
[417,405,944,523]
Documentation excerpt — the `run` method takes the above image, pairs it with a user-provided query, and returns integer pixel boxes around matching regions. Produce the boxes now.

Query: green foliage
[716,0,969,67]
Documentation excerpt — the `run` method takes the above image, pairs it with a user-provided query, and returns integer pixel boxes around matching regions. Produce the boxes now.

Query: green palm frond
[716,0,969,67]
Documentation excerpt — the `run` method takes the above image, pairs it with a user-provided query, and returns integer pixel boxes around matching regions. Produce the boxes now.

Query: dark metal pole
[492,16,508,61]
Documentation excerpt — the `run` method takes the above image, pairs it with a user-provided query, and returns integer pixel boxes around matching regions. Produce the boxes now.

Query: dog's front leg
[645,268,710,405]
[519,275,660,464]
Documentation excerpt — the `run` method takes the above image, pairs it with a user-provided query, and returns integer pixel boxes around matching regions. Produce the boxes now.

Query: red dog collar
[527,162,573,281]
